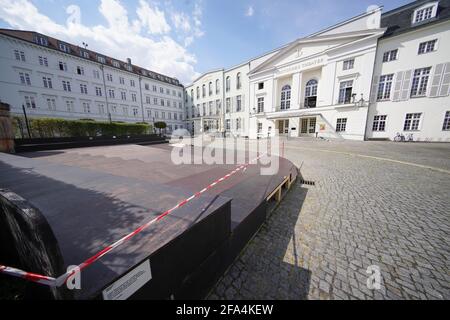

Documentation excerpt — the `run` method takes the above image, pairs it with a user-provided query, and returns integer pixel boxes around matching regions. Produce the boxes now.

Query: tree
[154,121,167,136]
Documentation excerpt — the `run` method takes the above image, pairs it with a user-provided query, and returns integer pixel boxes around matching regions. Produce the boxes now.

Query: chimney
[127,58,132,65]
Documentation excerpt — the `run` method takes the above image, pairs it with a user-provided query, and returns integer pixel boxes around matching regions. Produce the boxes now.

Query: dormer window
[97,55,106,63]
[413,2,438,24]
[58,42,70,53]
[80,50,89,59]
[35,35,48,46]
[112,60,120,68]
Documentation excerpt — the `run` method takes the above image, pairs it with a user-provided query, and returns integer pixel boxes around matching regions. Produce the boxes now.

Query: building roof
[0,29,183,88]
[381,0,450,39]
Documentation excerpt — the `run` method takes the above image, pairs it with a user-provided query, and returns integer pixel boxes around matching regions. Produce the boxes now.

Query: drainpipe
[138,76,145,123]
[100,65,111,123]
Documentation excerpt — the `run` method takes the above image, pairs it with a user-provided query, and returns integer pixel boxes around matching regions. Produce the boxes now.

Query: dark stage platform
[0,143,298,299]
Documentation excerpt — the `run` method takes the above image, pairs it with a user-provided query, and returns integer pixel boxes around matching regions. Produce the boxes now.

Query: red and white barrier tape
[0,153,266,287]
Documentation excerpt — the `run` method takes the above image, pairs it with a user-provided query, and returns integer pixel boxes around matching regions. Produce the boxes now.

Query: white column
[291,72,302,109]
[272,78,278,112]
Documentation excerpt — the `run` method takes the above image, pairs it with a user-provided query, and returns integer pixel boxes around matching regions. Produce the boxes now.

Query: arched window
[202,84,206,97]
[280,85,291,110]
[190,89,194,102]
[216,79,220,94]
[209,82,213,96]
[226,76,231,92]
[196,87,199,99]
[304,79,318,108]
[236,73,241,89]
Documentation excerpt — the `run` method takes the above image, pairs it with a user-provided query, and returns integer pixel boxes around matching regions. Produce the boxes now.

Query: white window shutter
[241,94,245,111]
[430,63,444,97]
[392,71,403,102]
[438,62,450,97]
[370,76,379,103]
[400,70,412,101]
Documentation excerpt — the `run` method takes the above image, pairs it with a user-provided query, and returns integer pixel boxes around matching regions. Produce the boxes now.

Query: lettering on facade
[277,57,325,76]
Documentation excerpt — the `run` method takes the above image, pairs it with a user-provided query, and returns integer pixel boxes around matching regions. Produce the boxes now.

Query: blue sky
[0,0,412,83]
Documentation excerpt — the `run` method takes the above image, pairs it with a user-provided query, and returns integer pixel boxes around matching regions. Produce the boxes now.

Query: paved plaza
[208,139,450,300]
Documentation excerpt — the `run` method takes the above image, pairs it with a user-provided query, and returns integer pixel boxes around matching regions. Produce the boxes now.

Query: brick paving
[208,139,450,300]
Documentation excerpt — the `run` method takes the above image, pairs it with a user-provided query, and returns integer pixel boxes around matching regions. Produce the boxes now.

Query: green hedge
[13,117,152,139]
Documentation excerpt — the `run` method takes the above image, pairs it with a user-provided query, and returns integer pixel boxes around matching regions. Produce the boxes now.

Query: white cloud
[246,5,254,17]
[0,0,201,83]
[136,0,171,34]
[171,12,191,33]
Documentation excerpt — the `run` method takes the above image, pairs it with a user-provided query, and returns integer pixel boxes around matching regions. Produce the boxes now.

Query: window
[336,118,347,132]
[39,56,48,67]
[209,82,213,96]
[95,87,102,96]
[377,74,394,100]
[304,79,318,108]
[443,111,450,131]
[82,102,91,113]
[133,108,139,117]
[161,99,165,106]
[35,35,48,46]
[14,50,25,62]
[258,82,264,90]
[80,84,88,94]
[19,72,31,86]
[146,109,151,118]
[119,77,125,85]
[237,73,242,89]
[216,79,220,94]
[145,84,150,90]
[42,77,52,89]
[257,97,264,113]
[202,84,206,97]
[93,70,100,79]
[59,62,67,71]
[153,85,157,92]
[413,5,436,24]
[196,87,200,99]
[403,113,422,131]
[382,49,398,62]
[418,40,437,54]
[106,74,113,82]
[280,85,291,110]
[80,50,89,59]
[236,95,242,112]
[62,80,71,92]
[66,100,74,112]
[160,87,164,93]
[98,104,105,114]
[226,77,231,92]
[58,42,70,53]
[130,79,135,87]
[162,111,165,119]
[46,98,56,111]
[111,105,117,113]
[24,96,36,109]
[411,67,431,97]
[123,107,128,116]
[338,80,353,104]
[112,61,120,68]
[226,119,231,131]
[372,115,387,132]
[226,98,231,113]
[202,103,206,116]
[257,123,262,133]
[108,89,115,99]
[121,92,126,100]
[131,93,137,102]
[97,55,106,64]
[174,113,178,120]
[236,118,241,130]
[216,100,221,115]
[77,66,84,75]
[343,59,355,70]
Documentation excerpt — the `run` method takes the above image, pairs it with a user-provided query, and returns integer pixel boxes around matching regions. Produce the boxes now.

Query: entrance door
[299,117,317,136]
[277,120,289,135]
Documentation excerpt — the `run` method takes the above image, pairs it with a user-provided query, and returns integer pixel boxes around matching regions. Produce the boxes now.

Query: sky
[0,0,413,84]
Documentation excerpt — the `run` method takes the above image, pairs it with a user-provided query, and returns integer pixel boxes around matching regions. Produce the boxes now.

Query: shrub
[12,117,152,139]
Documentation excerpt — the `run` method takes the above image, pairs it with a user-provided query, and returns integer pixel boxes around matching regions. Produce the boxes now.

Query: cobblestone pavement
[208,139,450,300]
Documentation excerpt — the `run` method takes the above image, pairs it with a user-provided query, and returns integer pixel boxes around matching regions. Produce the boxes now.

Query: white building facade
[185,0,450,142]
[366,0,450,142]
[0,29,185,132]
